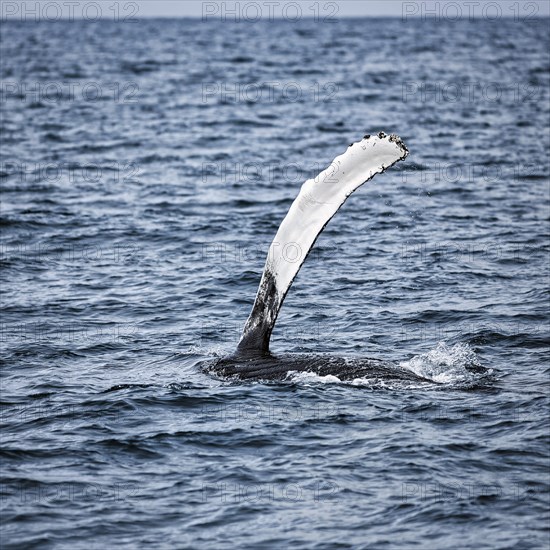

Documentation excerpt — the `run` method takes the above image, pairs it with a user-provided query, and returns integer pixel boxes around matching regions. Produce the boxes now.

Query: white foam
[286,371,342,384]
[400,342,490,384]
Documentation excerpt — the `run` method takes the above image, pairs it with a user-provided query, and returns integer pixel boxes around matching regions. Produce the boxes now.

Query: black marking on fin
[237,269,279,355]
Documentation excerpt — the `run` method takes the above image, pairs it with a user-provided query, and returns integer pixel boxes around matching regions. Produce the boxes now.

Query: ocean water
[1,16,549,549]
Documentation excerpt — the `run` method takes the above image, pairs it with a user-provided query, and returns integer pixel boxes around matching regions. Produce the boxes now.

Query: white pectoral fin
[237,133,409,355]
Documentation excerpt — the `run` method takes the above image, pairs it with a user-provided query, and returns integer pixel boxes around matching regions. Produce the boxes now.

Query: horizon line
[3,15,550,20]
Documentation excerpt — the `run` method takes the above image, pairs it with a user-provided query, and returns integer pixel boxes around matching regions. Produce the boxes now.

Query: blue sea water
[1,15,549,550]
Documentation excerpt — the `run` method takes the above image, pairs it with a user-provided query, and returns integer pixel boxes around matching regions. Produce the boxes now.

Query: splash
[400,342,490,385]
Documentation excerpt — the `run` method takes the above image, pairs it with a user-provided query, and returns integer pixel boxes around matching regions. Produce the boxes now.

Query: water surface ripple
[1,17,549,550]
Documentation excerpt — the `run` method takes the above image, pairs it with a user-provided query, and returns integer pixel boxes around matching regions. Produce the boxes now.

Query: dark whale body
[211,134,414,382]
[211,352,432,383]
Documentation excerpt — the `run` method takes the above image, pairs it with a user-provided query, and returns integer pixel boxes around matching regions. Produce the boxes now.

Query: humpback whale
[212,132,425,382]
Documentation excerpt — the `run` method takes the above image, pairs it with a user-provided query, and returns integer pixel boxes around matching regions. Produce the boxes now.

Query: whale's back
[211,353,429,382]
